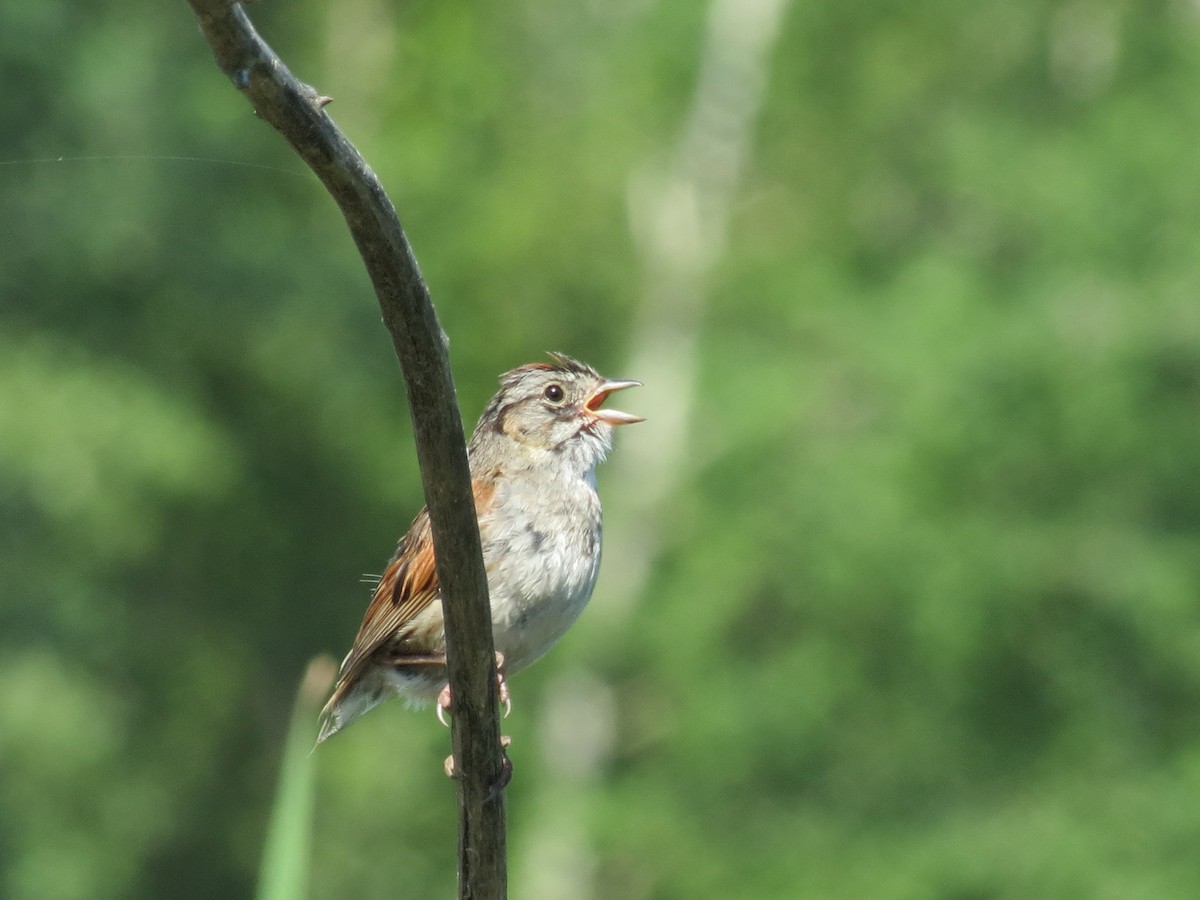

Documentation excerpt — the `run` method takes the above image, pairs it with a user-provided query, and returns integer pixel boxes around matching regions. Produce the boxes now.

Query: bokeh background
[4,0,1200,897]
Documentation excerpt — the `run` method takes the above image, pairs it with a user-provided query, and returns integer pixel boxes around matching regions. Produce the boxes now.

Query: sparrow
[316,353,643,744]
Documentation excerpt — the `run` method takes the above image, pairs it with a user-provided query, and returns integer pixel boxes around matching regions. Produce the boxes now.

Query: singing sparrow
[316,353,642,743]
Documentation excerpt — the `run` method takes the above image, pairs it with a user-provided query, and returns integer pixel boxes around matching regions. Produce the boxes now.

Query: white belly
[482,469,603,673]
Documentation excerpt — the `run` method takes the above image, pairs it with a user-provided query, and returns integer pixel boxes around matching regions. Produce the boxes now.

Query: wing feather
[324,478,496,705]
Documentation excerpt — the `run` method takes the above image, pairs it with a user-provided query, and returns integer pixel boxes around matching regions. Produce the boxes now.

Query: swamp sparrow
[317,353,642,743]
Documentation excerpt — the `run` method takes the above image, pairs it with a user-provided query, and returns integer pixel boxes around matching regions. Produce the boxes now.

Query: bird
[316,352,643,744]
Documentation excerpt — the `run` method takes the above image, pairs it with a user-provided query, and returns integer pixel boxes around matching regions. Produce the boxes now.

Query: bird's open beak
[585,379,645,425]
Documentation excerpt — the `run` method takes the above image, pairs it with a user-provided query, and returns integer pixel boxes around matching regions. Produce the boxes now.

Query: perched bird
[316,353,642,744]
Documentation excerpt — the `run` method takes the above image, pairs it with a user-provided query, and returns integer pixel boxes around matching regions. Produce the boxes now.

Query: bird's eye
[543,383,565,403]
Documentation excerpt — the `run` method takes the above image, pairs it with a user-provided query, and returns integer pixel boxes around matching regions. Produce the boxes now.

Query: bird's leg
[441,652,514,791]
[444,735,513,796]
[495,651,512,718]
[435,651,511,727]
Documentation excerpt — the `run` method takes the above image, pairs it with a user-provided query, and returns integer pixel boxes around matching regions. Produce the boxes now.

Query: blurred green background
[3,0,1200,897]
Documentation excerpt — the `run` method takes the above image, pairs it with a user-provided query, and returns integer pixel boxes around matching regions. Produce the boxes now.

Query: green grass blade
[256,657,336,900]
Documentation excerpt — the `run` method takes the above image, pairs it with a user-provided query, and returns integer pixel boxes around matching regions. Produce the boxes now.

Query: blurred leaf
[256,659,335,900]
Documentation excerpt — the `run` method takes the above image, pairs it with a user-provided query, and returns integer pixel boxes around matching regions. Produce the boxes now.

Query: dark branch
[185,2,507,895]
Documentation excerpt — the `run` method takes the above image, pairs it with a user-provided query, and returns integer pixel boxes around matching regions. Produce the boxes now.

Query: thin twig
[185,2,508,896]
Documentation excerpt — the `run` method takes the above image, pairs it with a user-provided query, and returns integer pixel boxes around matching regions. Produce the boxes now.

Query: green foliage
[3,0,1200,897]
[257,662,329,900]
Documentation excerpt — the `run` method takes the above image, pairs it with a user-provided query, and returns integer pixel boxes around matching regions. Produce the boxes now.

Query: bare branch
[185,2,507,895]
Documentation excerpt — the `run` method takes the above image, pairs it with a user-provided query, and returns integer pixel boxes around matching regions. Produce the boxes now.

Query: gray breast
[481,467,604,671]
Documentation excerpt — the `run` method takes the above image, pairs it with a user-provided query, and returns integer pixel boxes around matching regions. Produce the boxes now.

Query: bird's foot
[434,651,511,727]
[496,651,511,718]
[444,735,513,799]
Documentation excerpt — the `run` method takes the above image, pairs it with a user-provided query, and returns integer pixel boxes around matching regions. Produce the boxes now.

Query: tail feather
[314,670,388,745]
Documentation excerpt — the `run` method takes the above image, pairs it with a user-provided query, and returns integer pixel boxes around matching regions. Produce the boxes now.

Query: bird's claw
[436,683,453,728]
[433,651,511,726]
[495,651,512,718]
[444,735,514,797]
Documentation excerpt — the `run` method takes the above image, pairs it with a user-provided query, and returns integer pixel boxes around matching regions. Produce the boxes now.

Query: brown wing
[333,508,439,685]
[326,477,497,698]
